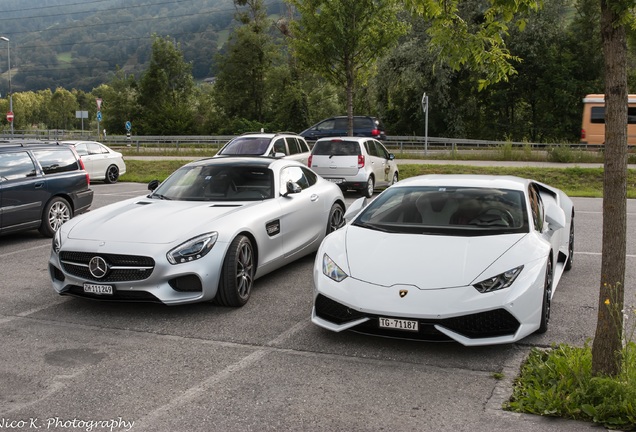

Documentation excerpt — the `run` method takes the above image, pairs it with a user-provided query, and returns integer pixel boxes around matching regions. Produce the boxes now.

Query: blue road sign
[125,121,132,131]
[96,111,102,121]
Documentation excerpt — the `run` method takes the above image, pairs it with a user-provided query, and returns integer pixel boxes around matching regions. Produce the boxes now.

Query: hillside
[0,0,285,91]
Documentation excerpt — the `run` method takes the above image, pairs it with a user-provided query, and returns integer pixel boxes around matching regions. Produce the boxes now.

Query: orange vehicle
[580,94,636,145]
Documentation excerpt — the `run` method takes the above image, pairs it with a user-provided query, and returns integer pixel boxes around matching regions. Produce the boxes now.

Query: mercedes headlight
[167,232,218,264]
[473,266,523,293]
[322,254,348,282]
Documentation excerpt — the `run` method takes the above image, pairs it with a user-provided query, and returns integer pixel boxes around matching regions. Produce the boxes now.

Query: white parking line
[137,320,310,428]
[0,243,50,258]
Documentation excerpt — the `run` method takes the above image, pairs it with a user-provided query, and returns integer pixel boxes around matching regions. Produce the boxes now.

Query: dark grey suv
[0,140,94,237]
[299,116,386,141]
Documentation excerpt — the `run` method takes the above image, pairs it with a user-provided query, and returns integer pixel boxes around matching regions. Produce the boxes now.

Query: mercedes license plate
[378,317,419,332]
[83,283,114,295]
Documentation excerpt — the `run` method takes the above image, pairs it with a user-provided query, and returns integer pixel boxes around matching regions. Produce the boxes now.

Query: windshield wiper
[151,193,172,200]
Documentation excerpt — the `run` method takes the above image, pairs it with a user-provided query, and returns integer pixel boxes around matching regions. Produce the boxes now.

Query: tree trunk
[346,59,355,136]
[591,0,627,377]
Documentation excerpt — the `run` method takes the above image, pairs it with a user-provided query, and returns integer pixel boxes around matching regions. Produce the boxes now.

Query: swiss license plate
[83,283,114,295]
[327,178,344,184]
[378,317,419,332]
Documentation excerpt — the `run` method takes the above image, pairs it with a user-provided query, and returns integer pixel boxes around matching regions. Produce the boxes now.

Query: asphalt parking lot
[1,181,635,432]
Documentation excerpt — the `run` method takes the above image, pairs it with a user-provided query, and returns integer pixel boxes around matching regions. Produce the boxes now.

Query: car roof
[60,140,102,145]
[0,140,67,149]
[396,174,530,192]
[314,136,374,143]
[323,115,377,119]
[236,132,302,139]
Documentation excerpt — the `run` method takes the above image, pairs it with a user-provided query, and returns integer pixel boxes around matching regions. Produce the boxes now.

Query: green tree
[49,88,78,130]
[590,0,633,377]
[12,91,44,130]
[372,15,456,137]
[288,0,409,135]
[137,35,196,134]
[35,89,53,130]
[463,0,583,142]
[93,70,139,134]
[214,0,275,123]
[405,0,541,90]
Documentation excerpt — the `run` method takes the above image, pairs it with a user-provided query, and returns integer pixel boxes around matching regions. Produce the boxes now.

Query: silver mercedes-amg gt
[49,157,346,306]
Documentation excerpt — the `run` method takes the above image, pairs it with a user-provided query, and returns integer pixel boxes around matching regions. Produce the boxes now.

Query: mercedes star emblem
[88,256,109,279]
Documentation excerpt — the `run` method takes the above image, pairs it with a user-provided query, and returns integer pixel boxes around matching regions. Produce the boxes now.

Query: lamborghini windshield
[353,186,529,236]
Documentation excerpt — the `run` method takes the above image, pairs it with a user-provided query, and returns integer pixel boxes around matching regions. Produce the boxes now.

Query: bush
[547,144,576,163]
[507,343,636,430]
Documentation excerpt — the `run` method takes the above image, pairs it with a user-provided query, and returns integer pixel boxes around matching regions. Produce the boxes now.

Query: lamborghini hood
[344,226,526,289]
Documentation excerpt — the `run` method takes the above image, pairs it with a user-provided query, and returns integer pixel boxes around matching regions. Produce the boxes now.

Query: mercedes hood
[66,197,249,244]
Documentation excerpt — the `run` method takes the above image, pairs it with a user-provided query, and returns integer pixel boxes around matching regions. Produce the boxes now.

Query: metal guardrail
[0,131,569,152]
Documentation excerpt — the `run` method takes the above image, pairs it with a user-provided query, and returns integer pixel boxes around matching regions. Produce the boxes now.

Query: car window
[375,141,390,159]
[280,166,311,190]
[353,117,372,128]
[286,137,301,155]
[88,143,107,154]
[273,139,287,155]
[365,140,379,157]
[354,186,528,236]
[528,184,544,231]
[74,143,89,156]
[219,137,271,155]
[334,118,348,129]
[316,119,335,131]
[312,140,361,156]
[301,167,317,186]
[0,152,37,180]
[32,149,79,175]
[297,139,310,153]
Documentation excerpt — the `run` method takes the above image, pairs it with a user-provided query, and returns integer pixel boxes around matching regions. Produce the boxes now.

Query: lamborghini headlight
[473,266,523,293]
[168,232,218,264]
[322,254,348,282]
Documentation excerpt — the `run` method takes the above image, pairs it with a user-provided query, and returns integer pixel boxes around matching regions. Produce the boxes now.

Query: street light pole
[1,36,13,136]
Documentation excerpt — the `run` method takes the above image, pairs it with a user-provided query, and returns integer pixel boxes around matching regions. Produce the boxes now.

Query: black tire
[565,212,574,271]
[105,164,120,184]
[390,172,398,186]
[215,235,255,307]
[39,197,72,237]
[362,176,374,198]
[536,258,553,334]
[326,203,345,235]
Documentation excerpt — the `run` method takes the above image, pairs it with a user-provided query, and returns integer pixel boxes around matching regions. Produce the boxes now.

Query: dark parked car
[299,116,386,141]
[0,140,94,237]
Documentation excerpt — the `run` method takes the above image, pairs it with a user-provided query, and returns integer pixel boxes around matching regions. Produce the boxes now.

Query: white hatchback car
[308,137,398,197]
[62,140,126,183]
[215,132,311,165]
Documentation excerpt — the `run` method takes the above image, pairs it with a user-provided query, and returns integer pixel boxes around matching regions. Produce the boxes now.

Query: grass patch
[397,164,636,198]
[506,343,636,430]
[119,160,191,183]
